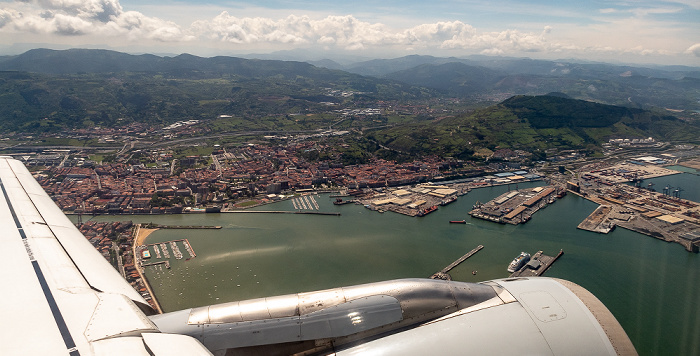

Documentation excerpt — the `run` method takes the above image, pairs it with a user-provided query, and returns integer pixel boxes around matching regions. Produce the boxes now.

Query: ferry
[507,252,531,273]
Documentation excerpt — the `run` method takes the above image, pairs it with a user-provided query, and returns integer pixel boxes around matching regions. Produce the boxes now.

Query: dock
[142,260,170,269]
[430,245,484,280]
[144,224,222,229]
[509,250,563,277]
[577,205,615,233]
[469,186,562,225]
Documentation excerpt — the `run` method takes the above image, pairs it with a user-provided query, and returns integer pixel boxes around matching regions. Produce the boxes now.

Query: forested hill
[0,49,436,132]
[0,48,353,80]
[369,95,700,159]
[501,95,638,129]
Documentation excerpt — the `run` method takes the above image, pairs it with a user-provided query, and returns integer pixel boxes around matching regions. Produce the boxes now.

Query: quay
[430,245,484,280]
[577,205,615,233]
[468,186,562,225]
[509,250,564,277]
[143,224,221,229]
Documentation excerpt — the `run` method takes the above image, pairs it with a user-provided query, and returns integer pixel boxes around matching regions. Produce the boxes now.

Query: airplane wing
[0,156,212,355]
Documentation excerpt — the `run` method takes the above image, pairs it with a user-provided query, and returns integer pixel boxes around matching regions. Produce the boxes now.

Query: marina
[291,195,320,210]
[138,238,197,265]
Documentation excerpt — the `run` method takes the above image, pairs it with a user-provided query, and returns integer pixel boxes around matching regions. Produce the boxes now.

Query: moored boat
[507,252,531,273]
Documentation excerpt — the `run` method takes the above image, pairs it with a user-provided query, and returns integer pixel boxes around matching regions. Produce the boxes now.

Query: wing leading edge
[0,157,212,356]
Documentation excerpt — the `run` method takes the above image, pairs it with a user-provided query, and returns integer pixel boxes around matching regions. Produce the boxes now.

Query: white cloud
[2,0,188,41]
[0,0,696,64]
[189,15,562,54]
[686,43,700,57]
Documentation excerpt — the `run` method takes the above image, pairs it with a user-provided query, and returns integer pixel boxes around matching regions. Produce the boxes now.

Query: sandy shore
[132,224,164,313]
[135,226,159,246]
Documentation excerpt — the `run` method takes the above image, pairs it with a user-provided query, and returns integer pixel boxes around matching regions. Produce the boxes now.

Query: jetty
[430,245,484,280]
[509,250,563,277]
[143,260,170,269]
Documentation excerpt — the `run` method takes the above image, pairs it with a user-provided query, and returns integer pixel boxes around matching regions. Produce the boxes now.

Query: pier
[509,250,563,277]
[430,245,484,280]
[143,260,170,269]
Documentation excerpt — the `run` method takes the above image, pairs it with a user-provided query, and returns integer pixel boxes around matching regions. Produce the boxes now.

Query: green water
[87,180,700,356]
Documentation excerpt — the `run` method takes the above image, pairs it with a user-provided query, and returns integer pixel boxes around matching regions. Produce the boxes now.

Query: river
[85,175,700,356]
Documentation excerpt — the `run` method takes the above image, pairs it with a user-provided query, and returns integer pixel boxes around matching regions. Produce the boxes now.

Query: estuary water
[88,177,700,356]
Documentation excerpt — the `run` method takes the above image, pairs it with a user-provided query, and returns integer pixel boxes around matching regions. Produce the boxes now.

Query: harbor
[569,163,700,252]
[84,172,700,356]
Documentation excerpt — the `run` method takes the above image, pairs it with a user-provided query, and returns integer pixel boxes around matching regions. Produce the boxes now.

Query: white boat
[507,252,531,273]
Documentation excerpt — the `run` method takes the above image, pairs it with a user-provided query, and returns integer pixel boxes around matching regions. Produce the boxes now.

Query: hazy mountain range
[2,48,698,112]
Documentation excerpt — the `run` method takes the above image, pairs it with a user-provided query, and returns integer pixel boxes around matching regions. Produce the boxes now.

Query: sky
[0,0,698,65]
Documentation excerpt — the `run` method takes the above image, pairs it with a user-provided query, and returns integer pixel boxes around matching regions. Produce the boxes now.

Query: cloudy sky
[0,0,698,65]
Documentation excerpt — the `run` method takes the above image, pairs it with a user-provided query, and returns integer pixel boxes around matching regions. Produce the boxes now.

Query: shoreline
[132,224,163,314]
[135,226,159,247]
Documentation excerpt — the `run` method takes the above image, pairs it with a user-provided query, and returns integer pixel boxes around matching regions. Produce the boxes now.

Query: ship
[449,220,466,224]
[333,198,354,205]
[507,252,531,273]
[417,205,438,217]
[440,196,457,206]
[205,205,222,213]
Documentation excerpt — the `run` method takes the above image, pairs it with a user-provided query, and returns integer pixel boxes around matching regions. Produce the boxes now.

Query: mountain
[0,48,350,80]
[369,57,700,111]
[368,95,700,159]
[383,62,503,96]
[0,49,437,132]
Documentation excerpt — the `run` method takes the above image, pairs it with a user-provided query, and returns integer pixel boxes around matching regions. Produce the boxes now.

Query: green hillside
[369,95,700,159]
[0,51,436,132]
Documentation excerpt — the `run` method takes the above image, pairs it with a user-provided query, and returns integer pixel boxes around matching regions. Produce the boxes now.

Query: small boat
[449,220,467,224]
[507,252,531,273]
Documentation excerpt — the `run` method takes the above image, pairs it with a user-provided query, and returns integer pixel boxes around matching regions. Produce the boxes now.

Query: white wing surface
[0,156,211,356]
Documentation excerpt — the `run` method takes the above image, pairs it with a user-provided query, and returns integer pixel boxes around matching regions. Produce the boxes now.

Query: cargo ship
[440,196,457,206]
[417,205,438,217]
